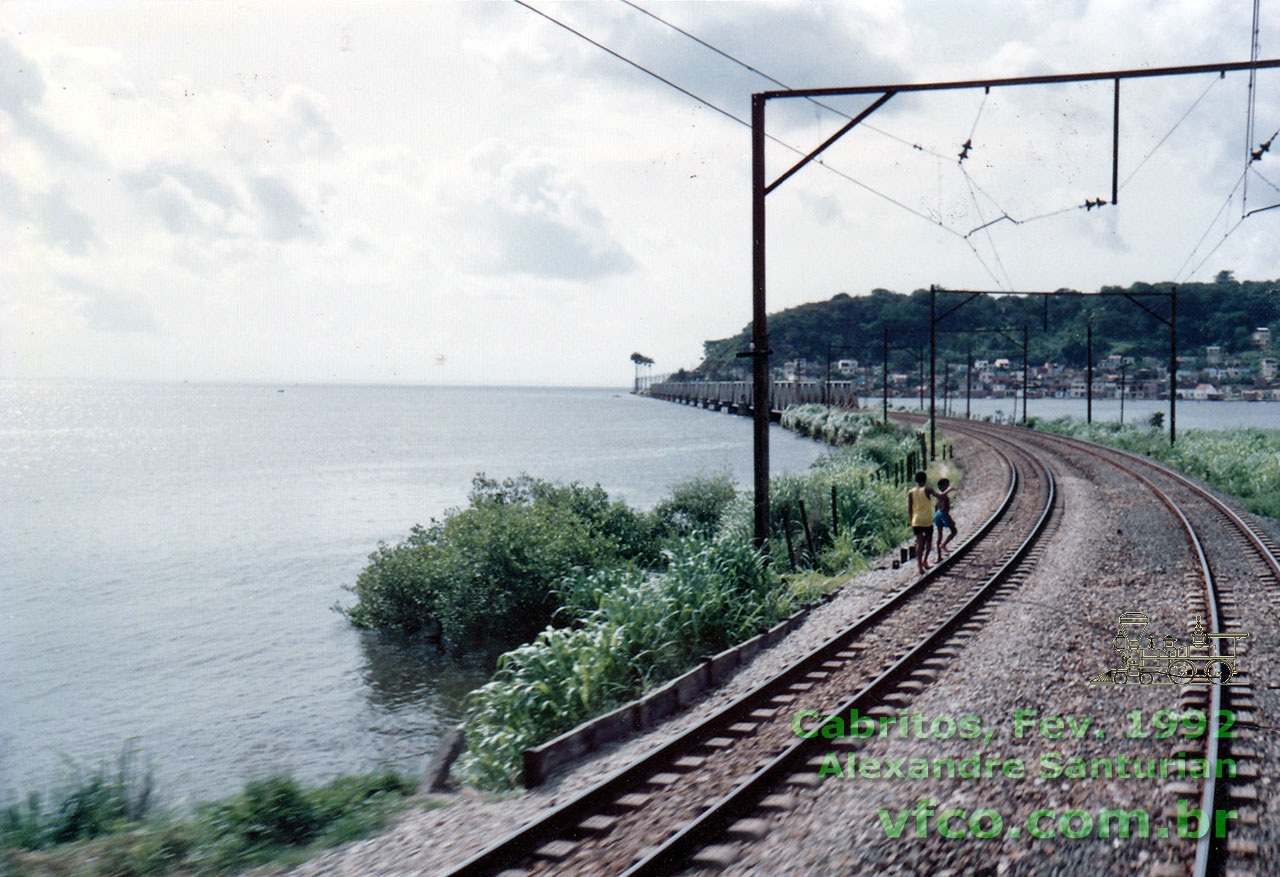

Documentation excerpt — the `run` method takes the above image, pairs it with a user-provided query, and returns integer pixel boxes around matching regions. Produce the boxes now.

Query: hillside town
[779,326,1280,402]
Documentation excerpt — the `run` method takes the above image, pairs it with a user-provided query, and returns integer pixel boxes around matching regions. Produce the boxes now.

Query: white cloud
[1,0,1277,385]
[441,141,635,281]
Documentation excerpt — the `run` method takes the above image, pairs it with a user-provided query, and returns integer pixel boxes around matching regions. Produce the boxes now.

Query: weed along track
[445,425,1058,876]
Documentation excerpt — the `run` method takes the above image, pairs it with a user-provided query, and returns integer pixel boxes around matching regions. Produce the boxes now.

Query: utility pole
[824,341,831,406]
[1120,360,1126,425]
[918,348,925,411]
[1170,286,1177,445]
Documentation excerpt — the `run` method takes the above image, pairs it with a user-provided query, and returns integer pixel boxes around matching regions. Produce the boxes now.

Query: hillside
[692,275,1279,379]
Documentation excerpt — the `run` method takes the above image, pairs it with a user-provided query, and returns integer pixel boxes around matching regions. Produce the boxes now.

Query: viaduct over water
[644,379,863,420]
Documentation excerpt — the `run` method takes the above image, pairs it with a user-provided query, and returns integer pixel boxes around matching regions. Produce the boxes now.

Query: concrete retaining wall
[519,591,839,787]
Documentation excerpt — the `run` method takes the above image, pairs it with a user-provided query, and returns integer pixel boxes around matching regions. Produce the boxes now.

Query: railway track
[985,421,1279,877]
[446,424,1057,876]
[725,412,1275,877]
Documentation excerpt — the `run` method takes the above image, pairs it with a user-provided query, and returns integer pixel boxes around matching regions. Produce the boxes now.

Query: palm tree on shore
[630,352,655,392]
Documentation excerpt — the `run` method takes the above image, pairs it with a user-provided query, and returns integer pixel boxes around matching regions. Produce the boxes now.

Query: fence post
[799,500,817,562]
[781,508,797,570]
[831,484,839,538]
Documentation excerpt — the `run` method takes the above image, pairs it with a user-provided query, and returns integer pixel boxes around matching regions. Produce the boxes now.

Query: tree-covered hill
[693,274,1279,378]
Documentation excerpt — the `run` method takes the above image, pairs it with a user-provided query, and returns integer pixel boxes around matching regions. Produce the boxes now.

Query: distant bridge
[644,380,861,420]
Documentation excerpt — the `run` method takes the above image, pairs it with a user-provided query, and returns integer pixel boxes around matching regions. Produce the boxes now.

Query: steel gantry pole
[1022,323,1029,424]
[1170,285,1177,445]
[966,345,972,419]
[882,325,889,423]
[1087,321,1093,423]
[929,285,937,460]
[751,94,770,549]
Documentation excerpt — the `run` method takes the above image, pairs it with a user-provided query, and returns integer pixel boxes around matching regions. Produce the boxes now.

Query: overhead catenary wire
[550,0,1126,243]
[511,0,752,132]
[1174,168,1248,281]
[615,0,954,161]
[1118,73,1221,192]
[511,0,974,241]
[1251,164,1280,194]
[521,0,1276,285]
[614,0,1120,247]
[961,167,1015,291]
[957,89,987,162]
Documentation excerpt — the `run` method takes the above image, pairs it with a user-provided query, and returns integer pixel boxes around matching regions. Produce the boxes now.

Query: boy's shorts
[913,526,932,537]
[934,511,956,532]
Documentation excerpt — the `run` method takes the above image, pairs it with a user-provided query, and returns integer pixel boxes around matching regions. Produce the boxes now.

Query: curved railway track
[676,415,1275,877]
[446,425,1057,876]
[974,420,1278,877]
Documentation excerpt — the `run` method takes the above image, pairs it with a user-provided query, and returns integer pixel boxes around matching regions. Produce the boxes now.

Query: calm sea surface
[1,382,833,805]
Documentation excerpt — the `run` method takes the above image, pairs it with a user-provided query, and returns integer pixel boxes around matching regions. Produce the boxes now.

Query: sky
[2,0,1278,386]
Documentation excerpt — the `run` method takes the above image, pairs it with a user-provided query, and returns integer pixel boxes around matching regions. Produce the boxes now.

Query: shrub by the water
[650,473,738,540]
[341,475,656,648]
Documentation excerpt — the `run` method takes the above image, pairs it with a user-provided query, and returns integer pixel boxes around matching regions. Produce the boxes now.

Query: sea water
[0,382,828,805]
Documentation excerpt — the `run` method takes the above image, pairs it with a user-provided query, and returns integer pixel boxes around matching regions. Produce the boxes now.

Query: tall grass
[456,533,786,788]
[2,745,155,851]
[1029,418,1280,518]
[2,763,415,877]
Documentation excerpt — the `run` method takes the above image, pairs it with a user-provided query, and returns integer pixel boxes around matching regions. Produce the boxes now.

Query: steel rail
[966,421,1252,877]
[444,432,1023,876]
[1062,432,1279,581]
[622,432,1055,875]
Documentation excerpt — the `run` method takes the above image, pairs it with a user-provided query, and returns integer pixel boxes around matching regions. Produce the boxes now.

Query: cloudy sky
[3,1,1277,386]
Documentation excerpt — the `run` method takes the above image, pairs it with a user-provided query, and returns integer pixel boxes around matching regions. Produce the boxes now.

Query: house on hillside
[1185,384,1224,401]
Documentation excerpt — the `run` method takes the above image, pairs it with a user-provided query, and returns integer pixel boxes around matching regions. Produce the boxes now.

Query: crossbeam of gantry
[746,57,1279,548]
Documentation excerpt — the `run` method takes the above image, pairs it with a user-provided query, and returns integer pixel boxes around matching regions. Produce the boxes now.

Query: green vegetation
[1028,418,1280,519]
[457,533,786,788]
[695,276,1278,378]
[2,757,416,877]
[454,409,924,788]
[340,475,659,649]
[1,746,155,851]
